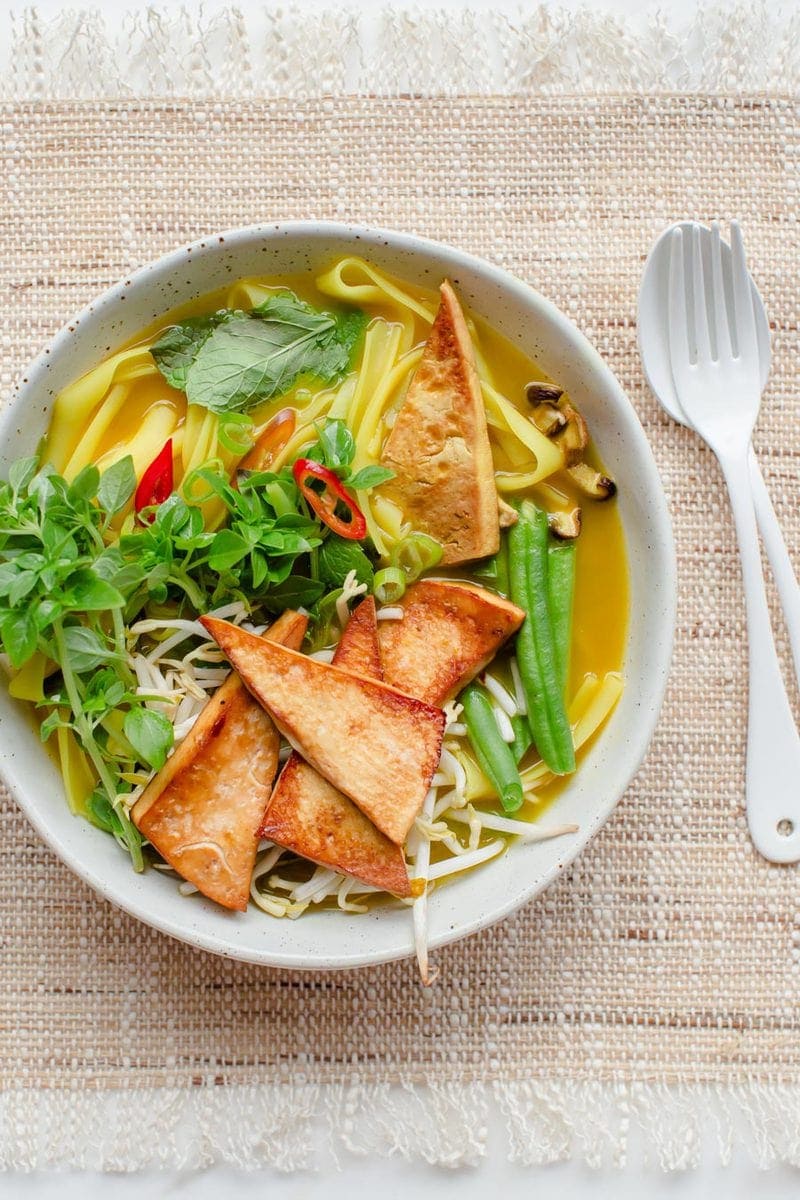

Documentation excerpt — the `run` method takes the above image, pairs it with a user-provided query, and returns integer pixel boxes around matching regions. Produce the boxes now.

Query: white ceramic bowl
[0,223,676,970]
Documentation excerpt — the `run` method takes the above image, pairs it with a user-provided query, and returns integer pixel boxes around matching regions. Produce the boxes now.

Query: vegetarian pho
[0,257,627,979]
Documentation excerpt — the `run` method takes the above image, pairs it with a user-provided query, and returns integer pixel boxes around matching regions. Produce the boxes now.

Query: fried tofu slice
[380,280,500,565]
[132,609,307,911]
[261,598,411,897]
[201,616,446,845]
[332,593,384,680]
[378,580,525,704]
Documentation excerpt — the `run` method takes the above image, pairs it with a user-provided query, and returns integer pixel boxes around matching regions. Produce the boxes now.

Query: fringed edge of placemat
[3,1081,800,1171]
[1,2,799,100]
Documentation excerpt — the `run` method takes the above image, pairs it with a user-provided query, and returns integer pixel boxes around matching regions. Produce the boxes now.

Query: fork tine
[730,219,758,361]
[668,227,691,370]
[709,220,733,362]
[690,223,711,364]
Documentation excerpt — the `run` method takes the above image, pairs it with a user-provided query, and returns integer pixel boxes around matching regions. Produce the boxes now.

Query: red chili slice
[292,458,367,541]
[134,438,174,522]
[239,408,297,473]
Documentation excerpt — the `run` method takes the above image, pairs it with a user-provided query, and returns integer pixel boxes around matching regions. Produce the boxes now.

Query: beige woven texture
[1,97,798,1097]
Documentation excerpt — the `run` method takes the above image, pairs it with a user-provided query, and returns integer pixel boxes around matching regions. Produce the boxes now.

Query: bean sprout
[482,671,518,717]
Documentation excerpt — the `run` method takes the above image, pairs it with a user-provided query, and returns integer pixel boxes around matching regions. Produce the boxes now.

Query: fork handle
[749,447,800,687]
[720,448,800,863]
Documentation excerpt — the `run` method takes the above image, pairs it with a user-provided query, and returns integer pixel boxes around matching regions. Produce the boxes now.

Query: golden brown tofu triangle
[131,609,307,912]
[332,594,383,681]
[202,616,446,846]
[261,598,411,897]
[380,280,500,565]
[378,580,525,704]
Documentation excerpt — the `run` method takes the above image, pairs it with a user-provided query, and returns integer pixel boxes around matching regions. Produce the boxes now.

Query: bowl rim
[0,220,677,970]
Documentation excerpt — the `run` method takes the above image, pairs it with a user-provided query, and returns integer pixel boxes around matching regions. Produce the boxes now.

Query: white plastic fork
[668,221,800,863]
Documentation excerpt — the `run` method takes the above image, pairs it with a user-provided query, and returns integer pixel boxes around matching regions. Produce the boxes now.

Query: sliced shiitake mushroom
[552,400,588,467]
[528,390,588,467]
[566,462,617,501]
[531,402,567,437]
[548,507,582,540]
[497,497,518,528]
[525,380,564,405]
[526,380,616,500]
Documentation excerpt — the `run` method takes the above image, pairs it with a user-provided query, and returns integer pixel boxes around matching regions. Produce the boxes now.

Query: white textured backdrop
[3,1,800,1197]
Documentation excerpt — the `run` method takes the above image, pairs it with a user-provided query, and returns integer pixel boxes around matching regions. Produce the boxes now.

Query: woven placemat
[1,94,799,1171]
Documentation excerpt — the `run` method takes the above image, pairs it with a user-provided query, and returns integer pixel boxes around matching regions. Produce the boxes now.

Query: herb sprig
[151,292,367,415]
[0,420,391,866]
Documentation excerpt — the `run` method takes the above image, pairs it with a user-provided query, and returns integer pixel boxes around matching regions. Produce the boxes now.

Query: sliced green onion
[389,532,443,581]
[182,458,226,504]
[218,413,255,456]
[374,566,406,605]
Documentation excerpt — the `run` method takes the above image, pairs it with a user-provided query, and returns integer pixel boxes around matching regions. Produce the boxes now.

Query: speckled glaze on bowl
[0,223,676,970]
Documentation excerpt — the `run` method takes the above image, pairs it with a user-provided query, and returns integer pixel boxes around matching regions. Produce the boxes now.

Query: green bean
[510,712,534,764]
[493,532,510,597]
[474,533,510,596]
[461,681,523,813]
[508,500,576,775]
[547,539,576,697]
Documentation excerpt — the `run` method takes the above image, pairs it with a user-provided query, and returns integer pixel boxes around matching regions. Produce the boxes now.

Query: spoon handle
[720,448,800,863]
[749,446,800,686]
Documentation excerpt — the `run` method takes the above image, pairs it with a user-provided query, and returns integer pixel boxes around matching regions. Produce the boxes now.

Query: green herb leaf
[208,529,253,573]
[181,294,364,414]
[8,456,38,498]
[264,576,325,611]
[39,708,66,742]
[97,456,136,516]
[318,536,374,589]
[85,787,125,837]
[0,608,38,667]
[347,465,395,490]
[151,314,227,391]
[61,625,118,672]
[8,570,39,607]
[314,419,356,472]
[32,597,61,632]
[123,707,174,772]
[67,464,100,504]
[62,569,125,612]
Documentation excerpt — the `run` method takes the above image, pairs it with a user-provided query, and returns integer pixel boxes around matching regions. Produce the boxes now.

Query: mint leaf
[151,314,227,390]
[97,456,136,516]
[182,294,364,414]
[186,310,332,412]
[347,465,395,490]
[318,536,374,589]
[123,707,173,772]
